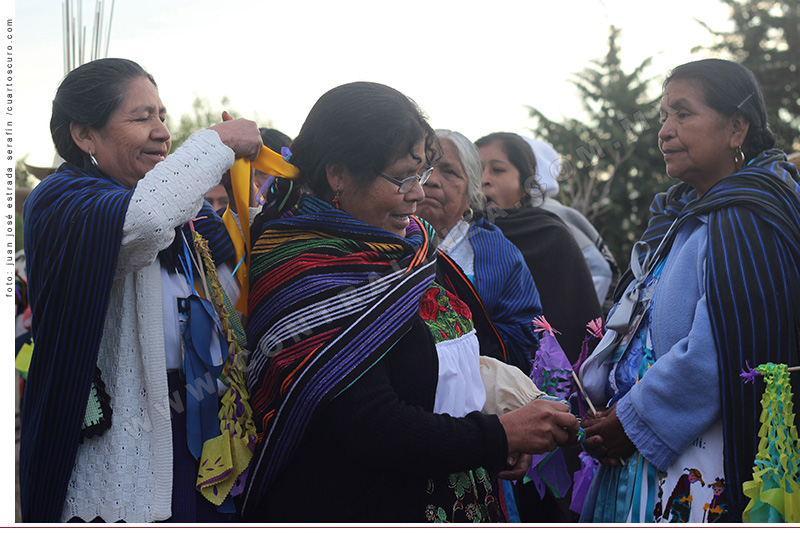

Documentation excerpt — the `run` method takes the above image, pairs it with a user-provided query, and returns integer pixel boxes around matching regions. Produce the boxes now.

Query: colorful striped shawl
[241,195,438,517]
[616,149,800,520]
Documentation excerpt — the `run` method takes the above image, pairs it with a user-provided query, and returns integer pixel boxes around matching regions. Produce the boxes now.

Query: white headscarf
[522,136,560,199]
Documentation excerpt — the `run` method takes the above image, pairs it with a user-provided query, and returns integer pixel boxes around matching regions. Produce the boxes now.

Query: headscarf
[522,136,561,199]
[616,149,800,520]
[241,194,439,517]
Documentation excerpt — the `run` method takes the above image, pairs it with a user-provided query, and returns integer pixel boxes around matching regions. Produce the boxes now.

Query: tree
[15,156,40,189]
[167,96,238,151]
[167,95,275,152]
[695,0,800,153]
[527,26,672,267]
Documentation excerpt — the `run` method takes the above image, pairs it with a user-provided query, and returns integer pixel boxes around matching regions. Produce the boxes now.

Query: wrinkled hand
[497,453,532,481]
[499,398,580,456]
[208,112,262,161]
[582,404,635,466]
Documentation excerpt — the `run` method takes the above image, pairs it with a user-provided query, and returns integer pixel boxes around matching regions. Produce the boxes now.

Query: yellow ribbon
[222,145,298,314]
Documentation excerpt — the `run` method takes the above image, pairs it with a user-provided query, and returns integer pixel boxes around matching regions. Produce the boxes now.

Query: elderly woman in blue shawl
[416,129,543,374]
[578,59,800,523]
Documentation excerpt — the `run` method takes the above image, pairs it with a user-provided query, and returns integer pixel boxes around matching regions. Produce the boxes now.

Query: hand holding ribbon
[219,112,299,314]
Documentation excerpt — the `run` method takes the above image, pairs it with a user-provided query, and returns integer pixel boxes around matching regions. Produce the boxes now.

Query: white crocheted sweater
[60,130,234,523]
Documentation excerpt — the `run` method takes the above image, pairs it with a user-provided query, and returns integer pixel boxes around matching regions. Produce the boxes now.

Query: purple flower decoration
[740,361,761,384]
[256,147,293,205]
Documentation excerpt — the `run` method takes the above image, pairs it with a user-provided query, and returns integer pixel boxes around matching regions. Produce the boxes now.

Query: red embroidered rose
[448,293,472,320]
[420,289,440,321]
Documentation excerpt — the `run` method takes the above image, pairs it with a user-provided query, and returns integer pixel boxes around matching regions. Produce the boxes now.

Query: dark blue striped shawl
[20,163,233,522]
[469,217,542,373]
[616,149,800,520]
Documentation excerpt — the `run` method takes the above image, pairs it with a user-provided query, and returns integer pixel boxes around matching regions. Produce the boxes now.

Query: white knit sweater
[60,130,235,523]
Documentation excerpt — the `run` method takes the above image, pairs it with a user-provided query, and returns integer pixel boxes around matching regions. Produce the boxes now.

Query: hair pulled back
[290,81,439,201]
[664,58,774,161]
[474,131,542,207]
[50,58,156,167]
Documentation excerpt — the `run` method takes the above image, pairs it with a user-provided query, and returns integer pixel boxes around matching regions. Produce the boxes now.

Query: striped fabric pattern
[617,149,800,520]
[20,162,236,522]
[241,194,438,518]
[157,203,235,275]
[469,218,542,373]
[20,164,135,523]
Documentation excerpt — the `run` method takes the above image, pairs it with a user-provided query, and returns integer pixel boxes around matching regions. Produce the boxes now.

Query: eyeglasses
[379,166,434,193]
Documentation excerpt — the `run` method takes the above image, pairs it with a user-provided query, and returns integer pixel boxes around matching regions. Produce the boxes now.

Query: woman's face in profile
[337,142,426,238]
[479,140,523,210]
[658,78,742,195]
[87,76,172,189]
[417,138,470,235]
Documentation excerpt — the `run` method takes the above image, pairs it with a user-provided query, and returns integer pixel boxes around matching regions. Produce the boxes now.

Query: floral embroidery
[449,471,473,499]
[448,295,472,320]
[420,283,474,343]
[425,467,500,523]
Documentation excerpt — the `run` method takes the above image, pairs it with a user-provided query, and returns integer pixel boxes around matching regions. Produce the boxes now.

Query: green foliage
[14,156,40,189]
[527,26,672,267]
[167,96,237,151]
[16,215,23,252]
[694,0,800,152]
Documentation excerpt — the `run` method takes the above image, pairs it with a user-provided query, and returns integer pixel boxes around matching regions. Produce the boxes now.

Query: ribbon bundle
[222,145,299,314]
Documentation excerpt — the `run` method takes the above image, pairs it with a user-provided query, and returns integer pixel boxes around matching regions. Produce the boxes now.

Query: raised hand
[208,111,262,161]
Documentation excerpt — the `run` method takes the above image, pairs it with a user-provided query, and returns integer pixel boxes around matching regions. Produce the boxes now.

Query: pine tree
[527,26,672,267]
[695,0,800,152]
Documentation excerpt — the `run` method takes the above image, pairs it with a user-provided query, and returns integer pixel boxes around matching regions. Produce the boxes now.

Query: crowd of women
[16,56,799,523]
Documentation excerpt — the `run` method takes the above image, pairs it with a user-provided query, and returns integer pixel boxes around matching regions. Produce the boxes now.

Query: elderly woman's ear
[728,114,750,150]
[69,122,96,157]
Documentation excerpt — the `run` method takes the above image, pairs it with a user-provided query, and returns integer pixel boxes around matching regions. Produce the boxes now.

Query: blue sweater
[615,215,720,470]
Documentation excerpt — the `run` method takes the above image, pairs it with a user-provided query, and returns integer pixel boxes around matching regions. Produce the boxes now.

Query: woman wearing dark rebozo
[20,58,263,522]
[578,58,800,523]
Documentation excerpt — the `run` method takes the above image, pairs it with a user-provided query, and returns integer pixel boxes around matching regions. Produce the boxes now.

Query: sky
[9,0,734,168]
[4,0,735,523]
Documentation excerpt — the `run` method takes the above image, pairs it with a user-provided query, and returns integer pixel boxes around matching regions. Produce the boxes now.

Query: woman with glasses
[239,81,580,522]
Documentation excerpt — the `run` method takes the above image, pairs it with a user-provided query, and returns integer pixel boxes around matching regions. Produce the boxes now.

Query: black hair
[474,131,542,207]
[50,58,157,167]
[289,81,440,202]
[664,58,774,161]
[259,127,292,154]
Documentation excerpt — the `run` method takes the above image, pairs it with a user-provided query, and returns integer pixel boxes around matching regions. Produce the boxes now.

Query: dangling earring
[734,146,745,170]
[332,189,342,209]
[462,207,474,222]
[89,150,99,167]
